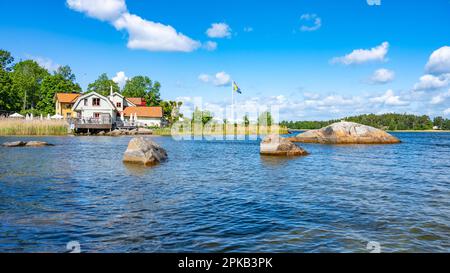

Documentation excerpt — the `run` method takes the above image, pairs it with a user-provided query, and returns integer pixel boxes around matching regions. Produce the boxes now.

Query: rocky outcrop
[287,121,401,144]
[2,141,26,147]
[2,141,53,147]
[123,137,168,166]
[260,134,309,156]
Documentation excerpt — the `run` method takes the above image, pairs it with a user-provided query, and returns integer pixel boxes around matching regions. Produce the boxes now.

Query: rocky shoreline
[76,128,154,137]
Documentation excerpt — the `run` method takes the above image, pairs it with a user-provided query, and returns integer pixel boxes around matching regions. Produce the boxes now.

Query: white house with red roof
[70,90,163,128]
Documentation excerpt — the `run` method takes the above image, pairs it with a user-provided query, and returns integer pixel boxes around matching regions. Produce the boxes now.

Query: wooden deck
[71,117,113,132]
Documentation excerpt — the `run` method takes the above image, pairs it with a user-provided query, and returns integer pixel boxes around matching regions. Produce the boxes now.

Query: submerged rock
[287,121,401,144]
[2,141,26,147]
[123,137,168,166]
[260,134,309,156]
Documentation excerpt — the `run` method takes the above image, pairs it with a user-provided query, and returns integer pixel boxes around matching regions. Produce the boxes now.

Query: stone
[2,141,53,147]
[123,137,168,166]
[287,121,401,144]
[107,129,123,137]
[137,128,153,135]
[260,134,309,156]
[2,141,26,147]
[25,141,54,147]
[97,131,105,136]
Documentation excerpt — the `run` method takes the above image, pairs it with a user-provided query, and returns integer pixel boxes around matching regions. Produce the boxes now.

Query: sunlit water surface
[0,133,449,252]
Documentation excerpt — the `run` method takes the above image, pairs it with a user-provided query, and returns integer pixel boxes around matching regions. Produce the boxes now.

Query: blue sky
[1,0,450,120]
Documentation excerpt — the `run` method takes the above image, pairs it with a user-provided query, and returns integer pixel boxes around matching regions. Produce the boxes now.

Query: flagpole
[231,80,234,122]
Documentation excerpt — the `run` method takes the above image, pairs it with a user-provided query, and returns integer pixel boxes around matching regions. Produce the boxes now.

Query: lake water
[0,133,449,253]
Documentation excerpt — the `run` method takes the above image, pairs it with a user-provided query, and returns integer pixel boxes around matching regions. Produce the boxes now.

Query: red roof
[123,107,163,118]
[127,98,146,106]
[55,93,80,103]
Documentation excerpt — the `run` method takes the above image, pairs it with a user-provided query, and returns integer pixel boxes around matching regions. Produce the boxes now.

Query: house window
[94,113,100,119]
[93,98,100,106]
[84,99,88,106]
[116,102,122,108]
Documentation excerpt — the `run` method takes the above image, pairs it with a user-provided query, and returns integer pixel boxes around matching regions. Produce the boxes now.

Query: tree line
[0,49,182,124]
[281,113,450,131]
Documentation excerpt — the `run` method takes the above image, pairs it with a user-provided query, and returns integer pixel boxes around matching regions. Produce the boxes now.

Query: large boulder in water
[260,134,309,156]
[123,137,168,166]
[287,121,401,144]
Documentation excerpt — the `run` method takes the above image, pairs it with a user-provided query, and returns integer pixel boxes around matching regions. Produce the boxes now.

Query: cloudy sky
[1,0,449,120]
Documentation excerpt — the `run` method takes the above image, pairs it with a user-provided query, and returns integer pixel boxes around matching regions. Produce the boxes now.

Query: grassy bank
[0,119,69,136]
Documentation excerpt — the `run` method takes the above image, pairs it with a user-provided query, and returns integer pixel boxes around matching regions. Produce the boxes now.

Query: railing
[73,117,112,125]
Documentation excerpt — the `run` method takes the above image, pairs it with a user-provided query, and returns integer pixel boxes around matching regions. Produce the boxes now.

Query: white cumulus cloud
[369,68,395,84]
[413,74,450,91]
[331,42,389,65]
[66,0,127,21]
[113,13,200,52]
[198,72,231,87]
[198,74,211,83]
[67,0,200,52]
[112,71,129,88]
[425,46,450,75]
[300,14,322,32]
[206,23,232,38]
[28,55,60,72]
[370,89,409,106]
[203,41,218,51]
[430,90,450,105]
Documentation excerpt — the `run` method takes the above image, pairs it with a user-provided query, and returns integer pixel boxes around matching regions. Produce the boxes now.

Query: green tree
[146,81,161,106]
[243,114,250,126]
[87,73,119,96]
[36,73,81,114]
[192,107,213,125]
[10,60,49,111]
[56,65,77,82]
[122,76,162,106]
[122,76,151,98]
[0,69,20,111]
[0,49,14,71]
[433,116,444,129]
[258,111,273,126]
[160,100,183,125]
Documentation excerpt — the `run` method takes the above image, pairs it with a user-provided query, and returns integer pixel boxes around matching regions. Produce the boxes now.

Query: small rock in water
[2,141,53,147]
[25,141,54,147]
[123,137,168,166]
[260,134,309,156]
[2,141,26,147]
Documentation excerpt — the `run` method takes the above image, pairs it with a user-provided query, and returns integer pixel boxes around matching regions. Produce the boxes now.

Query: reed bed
[0,118,69,136]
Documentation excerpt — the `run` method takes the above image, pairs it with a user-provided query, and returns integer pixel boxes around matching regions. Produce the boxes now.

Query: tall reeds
[0,118,69,136]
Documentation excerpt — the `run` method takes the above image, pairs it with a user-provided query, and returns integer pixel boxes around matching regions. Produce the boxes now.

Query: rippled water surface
[0,133,449,252]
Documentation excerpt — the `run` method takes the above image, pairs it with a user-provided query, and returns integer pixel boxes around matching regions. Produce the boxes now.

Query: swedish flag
[233,81,242,94]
